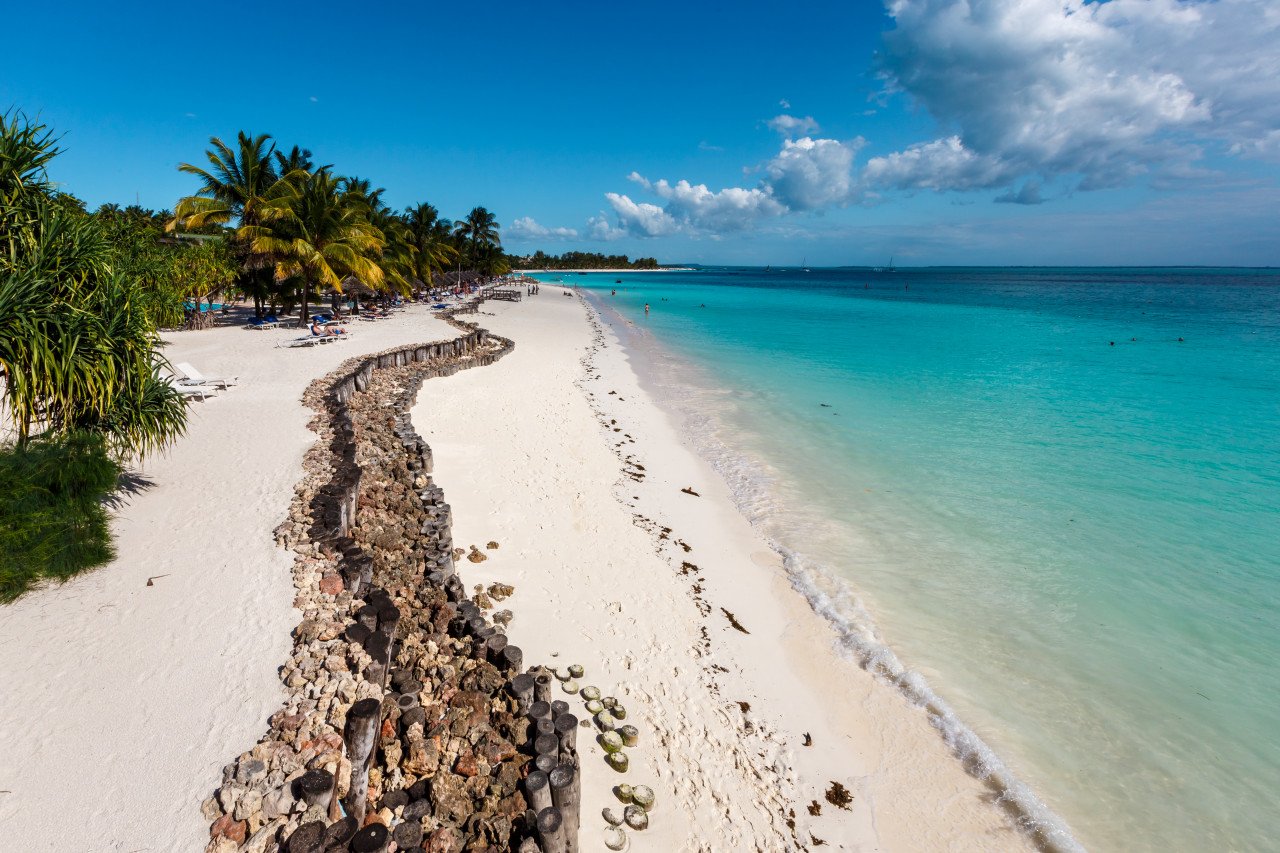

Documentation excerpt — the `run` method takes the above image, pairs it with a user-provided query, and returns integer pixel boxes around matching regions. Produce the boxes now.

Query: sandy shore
[0,292,1034,852]
[0,307,455,852]
[414,294,1035,850]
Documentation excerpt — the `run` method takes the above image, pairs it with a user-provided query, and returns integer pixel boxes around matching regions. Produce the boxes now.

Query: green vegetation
[0,111,195,601]
[513,250,660,270]
[170,130,511,317]
[0,431,120,603]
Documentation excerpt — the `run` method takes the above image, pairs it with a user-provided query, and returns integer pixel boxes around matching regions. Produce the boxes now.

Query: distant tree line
[512,250,660,270]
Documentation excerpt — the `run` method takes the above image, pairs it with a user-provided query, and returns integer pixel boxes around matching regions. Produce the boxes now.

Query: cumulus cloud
[767,114,821,137]
[764,136,866,209]
[873,0,1280,191]
[593,0,1280,238]
[508,216,579,240]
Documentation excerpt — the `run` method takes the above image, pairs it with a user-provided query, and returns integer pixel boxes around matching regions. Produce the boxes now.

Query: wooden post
[511,673,536,713]
[485,633,509,666]
[534,669,553,704]
[535,733,560,759]
[502,645,524,673]
[284,821,326,853]
[519,837,542,853]
[554,714,578,762]
[350,822,389,853]
[297,769,335,812]
[344,698,381,824]
[537,806,567,853]
[535,753,558,774]
[550,763,580,853]
[525,769,553,814]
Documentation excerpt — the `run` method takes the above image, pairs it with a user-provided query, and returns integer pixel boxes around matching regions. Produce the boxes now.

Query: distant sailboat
[873,256,896,272]
[802,256,811,272]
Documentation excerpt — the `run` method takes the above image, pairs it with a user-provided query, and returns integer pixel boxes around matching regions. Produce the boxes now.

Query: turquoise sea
[534,268,1280,852]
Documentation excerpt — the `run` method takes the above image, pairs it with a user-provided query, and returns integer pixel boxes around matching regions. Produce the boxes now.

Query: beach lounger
[174,383,218,401]
[246,317,279,329]
[173,362,236,388]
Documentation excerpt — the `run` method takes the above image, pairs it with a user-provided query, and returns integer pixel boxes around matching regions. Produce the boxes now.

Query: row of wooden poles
[275,324,581,852]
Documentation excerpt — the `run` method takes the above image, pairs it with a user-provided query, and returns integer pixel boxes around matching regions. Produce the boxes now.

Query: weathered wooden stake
[537,806,567,853]
[350,822,389,853]
[550,763,580,853]
[297,768,335,812]
[502,644,524,673]
[554,713,578,762]
[344,697,381,824]
[284,821,325,853]
[511,672,536,713]
[525,769,553,814]
[534,669,554,704]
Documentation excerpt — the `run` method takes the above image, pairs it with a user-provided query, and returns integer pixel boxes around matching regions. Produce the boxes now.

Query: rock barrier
[202,303,581,853]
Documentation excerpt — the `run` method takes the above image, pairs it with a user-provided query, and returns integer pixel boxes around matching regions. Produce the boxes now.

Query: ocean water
[533,268,1280,852]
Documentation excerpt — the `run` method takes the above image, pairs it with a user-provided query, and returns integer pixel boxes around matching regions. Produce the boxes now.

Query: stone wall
[202,305,580,853]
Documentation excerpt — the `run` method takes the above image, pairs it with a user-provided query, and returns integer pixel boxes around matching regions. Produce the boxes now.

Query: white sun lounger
[173,362,236,388]
[174,383,218,401]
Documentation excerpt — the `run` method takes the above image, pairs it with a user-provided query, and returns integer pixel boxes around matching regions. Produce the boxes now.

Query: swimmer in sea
[644,303,650,315]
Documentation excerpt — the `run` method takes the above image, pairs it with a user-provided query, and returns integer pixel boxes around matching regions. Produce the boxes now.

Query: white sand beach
[414,293,1034,851]
[0,294,1032,852]
[0,308,453,852]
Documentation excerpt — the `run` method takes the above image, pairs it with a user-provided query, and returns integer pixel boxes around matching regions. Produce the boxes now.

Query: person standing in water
[644,303,650,315]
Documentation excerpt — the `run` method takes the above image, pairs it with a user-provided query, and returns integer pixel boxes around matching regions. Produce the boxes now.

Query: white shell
[603,826,627,850]
[603,807,624,826]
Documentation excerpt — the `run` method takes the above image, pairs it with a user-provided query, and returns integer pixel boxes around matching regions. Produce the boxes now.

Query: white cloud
[508,216,579,240]
[308,96,318,103]
[604,193,681,237]
[767,114,821,138]
[764,136,865,209]
[780,99,791,109]
[873,0,1280,191]
[862,136,1013,191]
[698,140,724,152]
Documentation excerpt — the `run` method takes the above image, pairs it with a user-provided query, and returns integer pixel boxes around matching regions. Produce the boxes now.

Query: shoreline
[589,293,1082,851]
[416,292,1039,849]
[513,268,695,274]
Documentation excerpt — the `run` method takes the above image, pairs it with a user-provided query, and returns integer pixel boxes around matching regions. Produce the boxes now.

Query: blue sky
[3,0,1278,266]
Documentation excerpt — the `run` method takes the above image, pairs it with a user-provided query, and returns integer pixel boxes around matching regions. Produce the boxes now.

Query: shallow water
[534,268,1280,852]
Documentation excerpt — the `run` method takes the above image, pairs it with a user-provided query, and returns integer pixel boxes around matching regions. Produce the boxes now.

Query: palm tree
[403,202,457,287]
[453,206,501,259]
[170,132,288,317]
[241,168,385,325]
[274,145,314,176]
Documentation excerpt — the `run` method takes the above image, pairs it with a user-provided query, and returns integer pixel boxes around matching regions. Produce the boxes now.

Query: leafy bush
[0,431,120,603]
